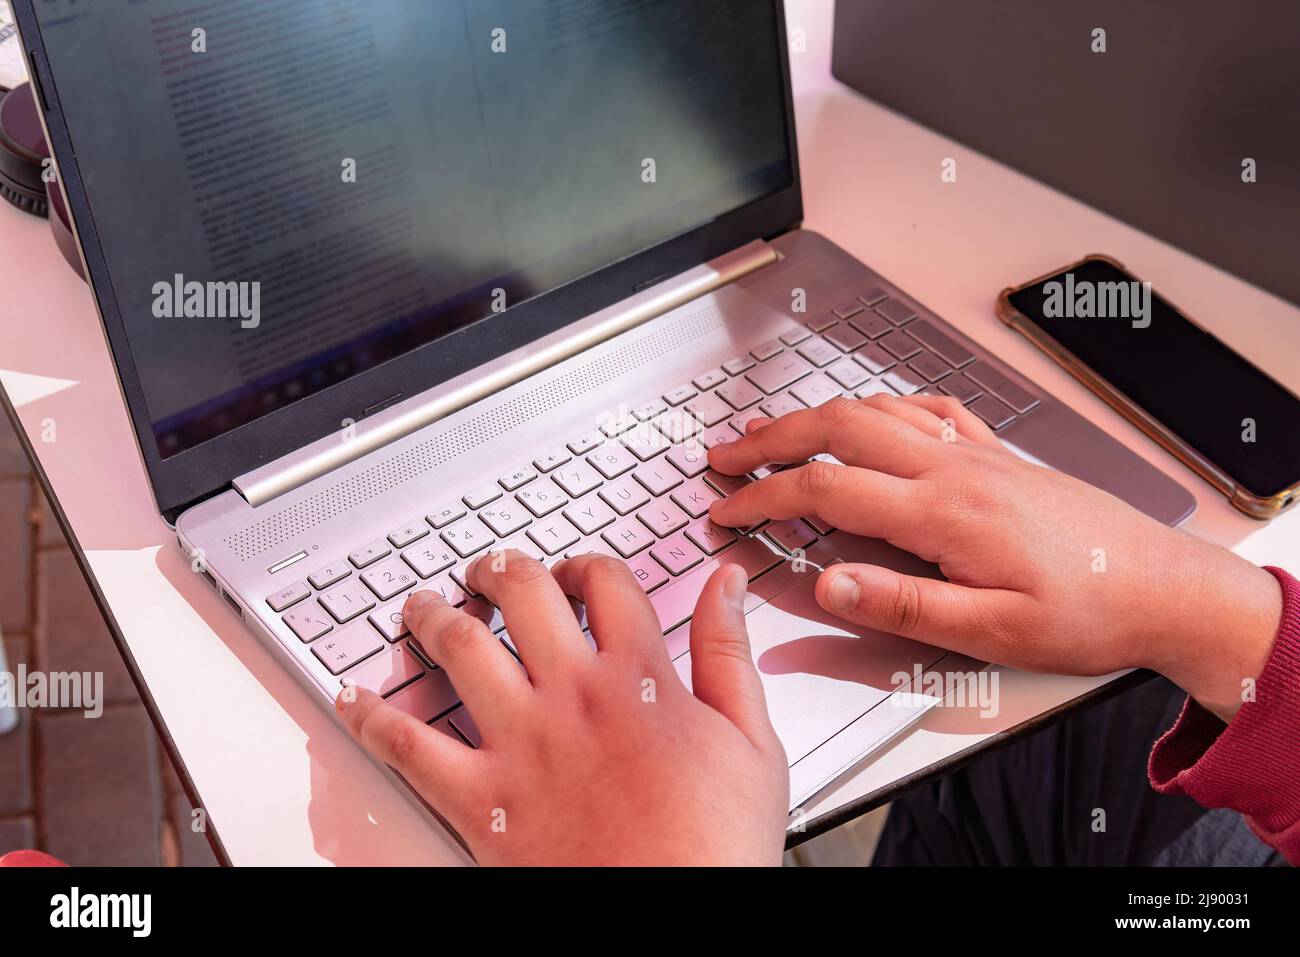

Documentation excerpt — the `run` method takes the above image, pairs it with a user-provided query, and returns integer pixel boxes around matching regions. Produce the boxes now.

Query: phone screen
[1008,259,1300,500]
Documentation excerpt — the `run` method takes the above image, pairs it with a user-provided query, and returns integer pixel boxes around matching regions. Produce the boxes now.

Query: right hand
[706,393,1282,722]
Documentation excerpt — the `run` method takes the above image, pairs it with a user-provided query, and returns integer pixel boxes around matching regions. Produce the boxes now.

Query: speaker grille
[225,304,725,560]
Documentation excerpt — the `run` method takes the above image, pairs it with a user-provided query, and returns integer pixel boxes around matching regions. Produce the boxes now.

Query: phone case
[996,253,1300,520]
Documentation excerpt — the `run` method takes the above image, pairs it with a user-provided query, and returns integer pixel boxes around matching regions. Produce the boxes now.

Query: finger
[816,563,1032,659]
[689,564,780,752]
[466,549,593,680]
[404,589,532,729]
[709,459,927,540]
[336,685,483,825]
[869,393,1002,450]
[707,397,938,478]
[551,553,669,666]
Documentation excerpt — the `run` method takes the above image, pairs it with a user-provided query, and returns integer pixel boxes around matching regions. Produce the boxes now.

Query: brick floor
[0,410,218,865]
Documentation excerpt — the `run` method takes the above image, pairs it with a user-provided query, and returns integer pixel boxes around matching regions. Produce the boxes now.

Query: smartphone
[997,254,1300,519]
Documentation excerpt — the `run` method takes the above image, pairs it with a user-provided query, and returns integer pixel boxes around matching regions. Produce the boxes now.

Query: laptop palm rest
[673,532,950,807]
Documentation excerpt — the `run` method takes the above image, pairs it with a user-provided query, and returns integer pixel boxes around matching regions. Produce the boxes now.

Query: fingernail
[722,564,747,612]
[827,571,860,614]
[403,589,438,627]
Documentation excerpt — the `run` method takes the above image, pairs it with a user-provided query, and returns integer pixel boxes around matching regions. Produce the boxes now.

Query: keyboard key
[621,423,670,461]
[807,313,838,333]
[848,310,893,339]
[750,340,783,361]
[308,561,351,590]
[387,521,429,549]
[552,459,603,498]
[625,400,664,424]
[312,621,384,676]
[626,552,669,593]
[698,424,738,449]
[651,533,705,576]
[704,469,750,498]
[600,476,652,515]
[685,519,737,555]
[602,518,656,557]
[633,461,684,496]
[588,443,637,479]
[746,353,813,394]
[361,557,419,601]
[564,497,617,537]
[283,601,333,642]
[320,578,378,623]
[963,361,1040,414]
[722,355,755,375]
[759,393,803,418]
[499,465,537,490]
[879,330,921,361]
[858,286,888,306]
[779,327,812,346]
[827,356,870,390]
[532,449,571,473]
[653,410,702,444]
[730,407,770,433]
[882,365,928,395]
[791,372,842,408]
[345,641,426,696]
[599,412,638,437]
[823,323,867,352]
[968,394,1016,429]
[684,392,733,427]
[637,500,690,537]
[516,477,568,517]
[904,319,976,368]
[650,538,782,635]
[425,573,468,607]
[386,671,459,724]
[368,602,411,641]
[795,338,841,367]
[448,707,483,747]
[348,540,391,569]
[401,541,456,579]
[440,516,496,558]
[764,519,818,553]
[854,343,897,374]
[427,501,468,529]
[666,441,709,478]
[479,500,532,537]
[670,478,721,518]
[909,351,953,382]
[857,380,897,399]
[875,299,917,325]
[662,384,697,406]
[527,515,583,555]
[567,430,604,456]
[692,368,727,391]
[716,378,764,410]
[832,300,864,320]
[267,580,310,612]
[939,372,984,404]
[463,483,503,510]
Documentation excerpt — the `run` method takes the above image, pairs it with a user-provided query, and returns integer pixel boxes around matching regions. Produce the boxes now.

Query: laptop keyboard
[265,289,1040,745]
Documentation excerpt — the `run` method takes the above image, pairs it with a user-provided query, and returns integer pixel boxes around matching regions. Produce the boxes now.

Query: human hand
[336,551,789,865]
[707,394,1282,722]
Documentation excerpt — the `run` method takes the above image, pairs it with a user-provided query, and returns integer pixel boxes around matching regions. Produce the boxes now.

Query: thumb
[816,563,1028,659]
[689,564,780,752]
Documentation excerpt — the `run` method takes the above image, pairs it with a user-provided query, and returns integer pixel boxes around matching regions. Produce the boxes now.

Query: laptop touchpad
[674,536,948,766]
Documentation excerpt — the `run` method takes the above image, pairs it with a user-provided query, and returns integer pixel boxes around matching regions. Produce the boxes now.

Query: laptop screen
[36,0,792,459]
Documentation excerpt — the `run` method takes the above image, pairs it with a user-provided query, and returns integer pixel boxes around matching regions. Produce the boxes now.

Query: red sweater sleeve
[1148,566,1300,863]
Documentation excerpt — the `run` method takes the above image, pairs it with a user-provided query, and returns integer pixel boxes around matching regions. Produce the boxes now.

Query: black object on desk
[0,82,48,216]
[832,0,1300,308]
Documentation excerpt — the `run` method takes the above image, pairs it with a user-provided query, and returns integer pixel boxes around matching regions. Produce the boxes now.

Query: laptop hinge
[233,239,778,508]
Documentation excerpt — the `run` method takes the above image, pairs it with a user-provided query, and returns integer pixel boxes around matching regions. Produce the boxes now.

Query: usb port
[220,589,243,618]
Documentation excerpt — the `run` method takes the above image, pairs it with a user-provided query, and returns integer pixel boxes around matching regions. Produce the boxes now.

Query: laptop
[14,0,1193,828]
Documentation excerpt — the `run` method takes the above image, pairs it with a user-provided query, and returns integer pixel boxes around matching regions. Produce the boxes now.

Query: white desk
[2,0,1297,862]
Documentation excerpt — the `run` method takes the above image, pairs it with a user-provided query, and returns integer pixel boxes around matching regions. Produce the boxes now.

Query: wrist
[1142,537,1282,723]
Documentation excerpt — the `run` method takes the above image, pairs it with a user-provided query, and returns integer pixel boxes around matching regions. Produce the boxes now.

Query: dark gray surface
[832,0,1300,307]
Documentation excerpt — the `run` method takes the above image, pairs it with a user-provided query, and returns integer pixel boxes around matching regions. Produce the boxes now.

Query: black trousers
[872,677,1286,866]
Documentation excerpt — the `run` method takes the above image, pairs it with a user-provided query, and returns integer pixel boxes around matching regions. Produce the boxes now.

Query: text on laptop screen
[37,0,792,458]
